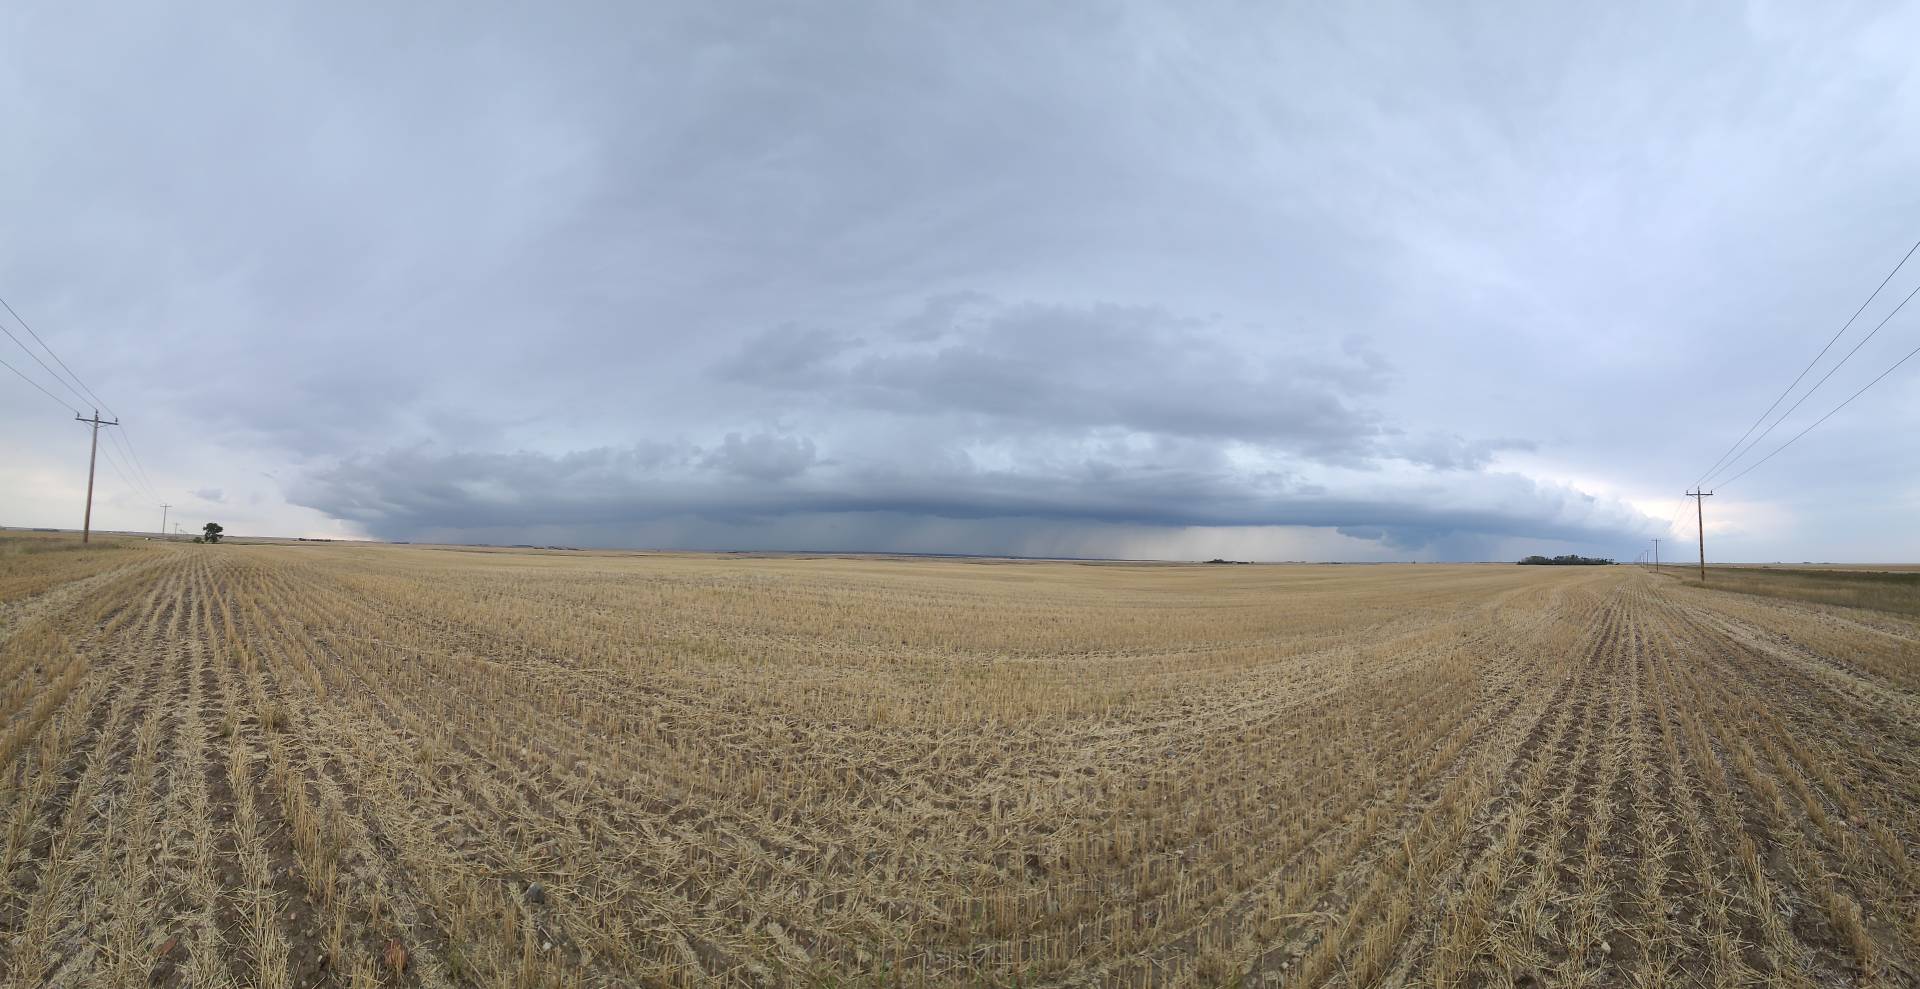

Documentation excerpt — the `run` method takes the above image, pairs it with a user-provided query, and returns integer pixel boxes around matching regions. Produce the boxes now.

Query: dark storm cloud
[7,2,1920,558]
[711,327,857,390]
[290,437,1639,551]
[1385,433,1537,472]
[704,432,818,481]
[718,297,1397,463]
[287,292,1631,552]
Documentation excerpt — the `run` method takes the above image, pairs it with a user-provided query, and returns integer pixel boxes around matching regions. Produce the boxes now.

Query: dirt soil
[0,538,1915,987]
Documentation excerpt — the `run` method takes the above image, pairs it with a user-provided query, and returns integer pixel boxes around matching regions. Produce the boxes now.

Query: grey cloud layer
[713,296,1523,469]
[7,2,1919,558]
[717,299,1390,459]
[290,437,1640,551]
[290,296,1641,552]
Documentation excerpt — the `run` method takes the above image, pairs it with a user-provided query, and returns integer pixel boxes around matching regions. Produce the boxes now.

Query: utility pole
[160,503,171,538]
[75,410,120,543]
[1685,490,1713,582]
[1652,538,1661,573]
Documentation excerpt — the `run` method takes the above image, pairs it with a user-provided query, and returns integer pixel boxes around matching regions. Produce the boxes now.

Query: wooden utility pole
[160,503,171,538]
[1652,538,1661,572]
[1686,490,1713,582]
[75,410,120,543]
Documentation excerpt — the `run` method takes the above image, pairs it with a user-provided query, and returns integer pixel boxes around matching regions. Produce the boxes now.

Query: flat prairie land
[0,537,1917,988]
[1676,566,1920,618]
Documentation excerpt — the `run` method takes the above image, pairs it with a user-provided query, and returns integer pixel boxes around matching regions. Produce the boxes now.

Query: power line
[100,432,156,502]
[0,353,83,414]
[1692,238,1920,487]
[0,293,115,416]
[1686,490,1713,582]
[78,406,155,500]
[113,421,160,495]
[1718,335,1920,489]
[1657,497,1689,541]
[0,317,92,411]
[1704,276,1920,487]
[1,314,156,499]
[74,410,119,543]
[102,424,158,500]
[0,290,164,499]
[96,430,142,495]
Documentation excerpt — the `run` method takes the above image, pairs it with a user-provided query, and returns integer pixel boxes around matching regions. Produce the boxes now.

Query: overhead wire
[1717,335,1920,489]
[0,293,116,415]
[1691,238,1920,488]
[0,289,164,502]
[1659,496,1690,538]
[0,317,93,412]
[1670,231,1920,506]
[1702,267,1920,487]
[95,432,143,497]
[2,357,149,522]
[1,353,83,415]
[112,422,161,496]
[1,362,158,528]
[102,424,159,500]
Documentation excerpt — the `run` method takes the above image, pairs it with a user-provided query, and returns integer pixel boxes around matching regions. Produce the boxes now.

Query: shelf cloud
[5,2,1919,560]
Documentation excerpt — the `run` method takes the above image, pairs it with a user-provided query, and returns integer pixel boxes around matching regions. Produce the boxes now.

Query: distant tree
[1518,554,1612,566]
[202,522,224,544]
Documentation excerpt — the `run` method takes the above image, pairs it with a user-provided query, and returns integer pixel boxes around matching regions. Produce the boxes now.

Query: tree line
[1517,554,1614,566]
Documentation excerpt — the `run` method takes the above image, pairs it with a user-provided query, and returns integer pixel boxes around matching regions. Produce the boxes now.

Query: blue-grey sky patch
[3,1,1919,561]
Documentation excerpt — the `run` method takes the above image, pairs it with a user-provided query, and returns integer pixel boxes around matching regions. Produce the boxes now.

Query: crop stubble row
[0,540,1914,986]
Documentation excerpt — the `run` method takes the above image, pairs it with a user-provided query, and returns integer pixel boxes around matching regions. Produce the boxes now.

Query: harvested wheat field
[1,536,1917,988]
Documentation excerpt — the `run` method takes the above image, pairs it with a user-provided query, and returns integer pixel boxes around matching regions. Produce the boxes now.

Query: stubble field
[0,535,1916,987]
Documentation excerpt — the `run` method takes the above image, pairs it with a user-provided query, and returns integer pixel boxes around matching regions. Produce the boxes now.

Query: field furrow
[1,536,1914,986]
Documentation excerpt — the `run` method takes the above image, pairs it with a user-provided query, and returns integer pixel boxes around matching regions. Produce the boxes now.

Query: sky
[3,1,1919,562]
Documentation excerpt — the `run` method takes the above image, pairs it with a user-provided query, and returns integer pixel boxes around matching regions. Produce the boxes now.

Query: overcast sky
[4,1,1919,561]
